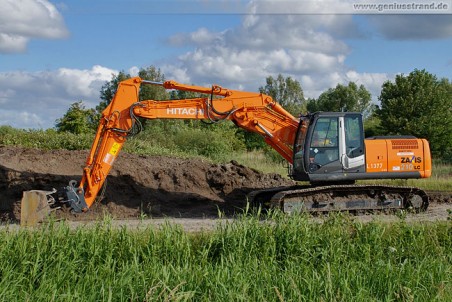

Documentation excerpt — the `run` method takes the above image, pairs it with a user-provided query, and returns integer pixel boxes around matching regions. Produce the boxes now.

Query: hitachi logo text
[166,108,205,115]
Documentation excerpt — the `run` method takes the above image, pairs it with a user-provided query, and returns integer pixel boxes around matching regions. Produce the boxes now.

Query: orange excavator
[21,77,431,224]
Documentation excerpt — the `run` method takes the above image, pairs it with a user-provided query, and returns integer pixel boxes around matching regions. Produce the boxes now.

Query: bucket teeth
[20,189,56,226]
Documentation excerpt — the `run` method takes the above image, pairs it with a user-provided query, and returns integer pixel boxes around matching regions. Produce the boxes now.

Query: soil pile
[0,146,294,221]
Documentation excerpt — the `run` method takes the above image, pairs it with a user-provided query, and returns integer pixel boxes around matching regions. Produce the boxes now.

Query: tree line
[56,67,451,160]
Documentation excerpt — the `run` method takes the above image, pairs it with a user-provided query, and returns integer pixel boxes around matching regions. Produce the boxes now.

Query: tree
[96,66,171,131]
[96,71,130,114]
[237,75,305,151]
[170,89,202,100]
[137,66,168,101]
[307,82,372,116]
[55,101,96,134]
[259,74,305,116]
[377,69,452,159]
[97,66,169,114]
[363,108,386,137]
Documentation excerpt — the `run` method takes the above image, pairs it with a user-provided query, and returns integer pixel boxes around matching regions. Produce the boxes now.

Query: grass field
[0,214,450,301]
[1,126,451,301]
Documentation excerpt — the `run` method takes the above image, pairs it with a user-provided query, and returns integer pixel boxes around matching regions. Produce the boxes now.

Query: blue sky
[1,0,451,129]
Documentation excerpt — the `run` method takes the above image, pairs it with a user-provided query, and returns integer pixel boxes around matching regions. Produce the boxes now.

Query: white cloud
[159,1,450,103]
[57,65,115,98]
[161,1,384,101]
[0,0,68,53]
[0,66,117,129]
[0,33,28,53]
[344,70,392,96]
[0,110,42,129]
[128,66,140,77]
[168,27,221,46]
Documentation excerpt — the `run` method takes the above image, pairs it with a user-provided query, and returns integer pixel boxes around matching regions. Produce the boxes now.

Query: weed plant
[0,126,94,150]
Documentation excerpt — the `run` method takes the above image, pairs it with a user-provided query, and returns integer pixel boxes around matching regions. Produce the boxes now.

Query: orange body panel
[364,139,388,172]
[365,138,431,178]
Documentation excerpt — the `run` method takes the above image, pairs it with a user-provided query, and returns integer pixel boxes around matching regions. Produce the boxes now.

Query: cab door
[339,114,365,172]
[307,116,342,173]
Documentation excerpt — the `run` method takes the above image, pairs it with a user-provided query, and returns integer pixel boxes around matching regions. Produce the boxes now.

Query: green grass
[232,150,288,176]
[0,124,245,163]
[0,126,94,151]
[0,214,450,301]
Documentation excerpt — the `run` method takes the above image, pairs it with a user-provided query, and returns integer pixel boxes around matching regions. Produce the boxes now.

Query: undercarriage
[249,184,429,214]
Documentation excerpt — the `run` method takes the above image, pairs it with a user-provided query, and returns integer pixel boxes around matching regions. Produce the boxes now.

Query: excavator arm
[65,77,299,212]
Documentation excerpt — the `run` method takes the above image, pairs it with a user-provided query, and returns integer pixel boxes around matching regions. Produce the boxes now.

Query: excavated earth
[0,146,294,222]
[0,146,451,225]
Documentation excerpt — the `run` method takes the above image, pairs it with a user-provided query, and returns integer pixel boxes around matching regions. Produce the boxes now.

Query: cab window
[309,117,339,166]
[344,115,364,158]
[311,118,338,148]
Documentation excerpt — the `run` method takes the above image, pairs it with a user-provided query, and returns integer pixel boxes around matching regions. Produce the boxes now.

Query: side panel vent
[391,140,419,150]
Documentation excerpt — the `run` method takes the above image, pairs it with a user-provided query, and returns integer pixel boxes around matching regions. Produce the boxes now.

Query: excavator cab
[292,112,365,183]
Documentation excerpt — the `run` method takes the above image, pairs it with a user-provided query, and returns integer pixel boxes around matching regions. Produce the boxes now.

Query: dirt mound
[0,146,294,221]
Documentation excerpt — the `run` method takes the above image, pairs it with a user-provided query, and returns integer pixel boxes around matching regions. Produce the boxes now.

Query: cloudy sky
[1,0,451,129]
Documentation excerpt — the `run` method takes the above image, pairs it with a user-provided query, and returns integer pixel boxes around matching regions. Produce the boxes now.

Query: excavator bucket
[20,189,56,226]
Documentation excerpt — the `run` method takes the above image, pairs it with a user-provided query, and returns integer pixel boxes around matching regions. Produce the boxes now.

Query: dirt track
[1,146,451,225]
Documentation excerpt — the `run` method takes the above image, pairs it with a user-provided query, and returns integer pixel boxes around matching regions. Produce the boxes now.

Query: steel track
[249,184,429,214]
